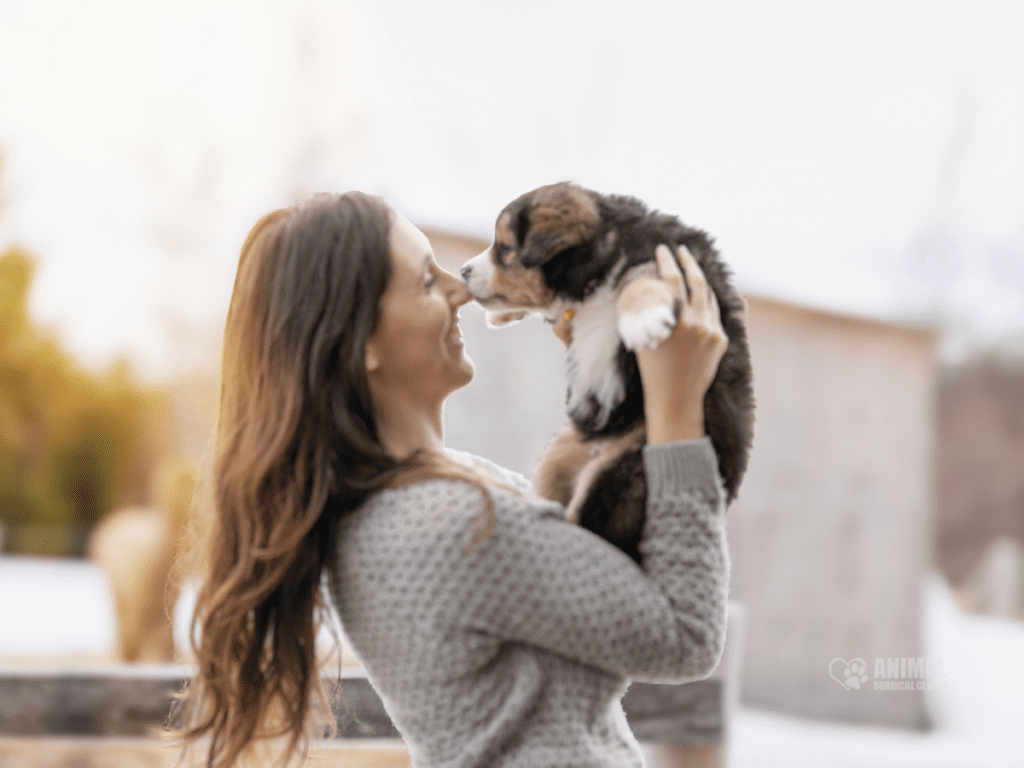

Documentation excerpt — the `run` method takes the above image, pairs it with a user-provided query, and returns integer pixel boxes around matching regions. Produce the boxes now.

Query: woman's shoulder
[346,461,560,545]
[365,468,552,522]
[444,449,533,494]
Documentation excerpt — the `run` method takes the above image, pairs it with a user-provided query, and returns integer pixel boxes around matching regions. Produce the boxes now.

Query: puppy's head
[461,182,600,321]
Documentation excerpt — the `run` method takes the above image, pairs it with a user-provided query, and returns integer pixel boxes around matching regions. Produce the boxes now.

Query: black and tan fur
[461,182,754,563]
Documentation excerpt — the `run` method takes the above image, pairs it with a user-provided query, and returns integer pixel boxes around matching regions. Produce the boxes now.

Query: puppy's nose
[460,265,472,281]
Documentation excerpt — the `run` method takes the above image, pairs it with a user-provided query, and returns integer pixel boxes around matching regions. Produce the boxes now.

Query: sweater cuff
[642,437,723,502]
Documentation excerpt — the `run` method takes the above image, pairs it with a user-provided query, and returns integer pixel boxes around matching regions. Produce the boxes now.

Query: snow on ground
[1,558,1022,765]
[730,574,1024,767]
[0,556,116,656]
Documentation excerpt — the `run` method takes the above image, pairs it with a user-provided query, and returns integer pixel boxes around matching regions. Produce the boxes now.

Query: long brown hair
[174,192,498,767]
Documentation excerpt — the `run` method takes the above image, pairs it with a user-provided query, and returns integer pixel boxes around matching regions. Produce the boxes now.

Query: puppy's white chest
[564,284,625,430]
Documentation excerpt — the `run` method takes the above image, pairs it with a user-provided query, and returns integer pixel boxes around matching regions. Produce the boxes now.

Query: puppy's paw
[618,305,677,351]
[485,309,530,327]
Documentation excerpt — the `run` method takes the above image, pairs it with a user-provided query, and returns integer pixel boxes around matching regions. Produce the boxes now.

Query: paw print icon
[829,657,869,691]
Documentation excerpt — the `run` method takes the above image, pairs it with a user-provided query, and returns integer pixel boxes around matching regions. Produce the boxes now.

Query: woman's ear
[365,341,381,374]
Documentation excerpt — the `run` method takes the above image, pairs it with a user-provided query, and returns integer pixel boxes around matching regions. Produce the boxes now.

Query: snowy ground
[0,556,116,658]
[1,558,1022,766]
[730,574,1024,768]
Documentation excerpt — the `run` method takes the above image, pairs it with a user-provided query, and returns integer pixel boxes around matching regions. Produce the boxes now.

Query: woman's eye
[425,274,437,289]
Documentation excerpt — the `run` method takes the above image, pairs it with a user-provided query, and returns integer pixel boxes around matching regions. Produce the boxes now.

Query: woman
[178,190,730,767]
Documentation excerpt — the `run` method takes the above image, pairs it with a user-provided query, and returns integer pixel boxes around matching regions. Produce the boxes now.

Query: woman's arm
[432,436,727,683]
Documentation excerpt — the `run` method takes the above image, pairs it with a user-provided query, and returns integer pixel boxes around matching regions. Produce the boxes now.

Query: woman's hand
[636,244,728,445]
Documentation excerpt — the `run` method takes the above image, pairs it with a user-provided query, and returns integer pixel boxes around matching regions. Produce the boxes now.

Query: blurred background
[1,0,1022,764]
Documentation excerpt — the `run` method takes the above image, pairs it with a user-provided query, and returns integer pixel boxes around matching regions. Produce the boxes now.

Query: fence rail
[0,606,743,767]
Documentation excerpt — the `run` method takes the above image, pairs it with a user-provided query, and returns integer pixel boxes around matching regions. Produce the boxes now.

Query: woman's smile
[364,212,474,401]
[447,319,464,345]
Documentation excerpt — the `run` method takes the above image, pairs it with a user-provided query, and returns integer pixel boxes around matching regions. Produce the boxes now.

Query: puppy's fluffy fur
[462,182,754,563]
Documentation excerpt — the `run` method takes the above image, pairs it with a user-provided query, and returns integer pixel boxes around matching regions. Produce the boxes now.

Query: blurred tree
[936,354,1024,585]
[0,185,176,556]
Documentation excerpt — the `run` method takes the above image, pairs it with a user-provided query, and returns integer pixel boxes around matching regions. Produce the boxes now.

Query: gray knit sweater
[328,437,729,768]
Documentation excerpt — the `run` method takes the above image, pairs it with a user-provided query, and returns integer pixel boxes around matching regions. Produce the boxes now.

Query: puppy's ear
[518,183,599,268]
[520,232,570,269]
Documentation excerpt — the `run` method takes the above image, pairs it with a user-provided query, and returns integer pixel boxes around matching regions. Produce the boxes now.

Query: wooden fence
[0,605,742,767]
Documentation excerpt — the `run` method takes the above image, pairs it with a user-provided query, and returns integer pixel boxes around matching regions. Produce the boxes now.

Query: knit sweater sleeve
[427,436,729,683]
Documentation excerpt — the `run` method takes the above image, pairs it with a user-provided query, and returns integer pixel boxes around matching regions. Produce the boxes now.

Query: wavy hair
[174,192,499,767]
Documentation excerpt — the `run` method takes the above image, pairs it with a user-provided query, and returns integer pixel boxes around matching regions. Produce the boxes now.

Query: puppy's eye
[515,208,531,246]
[494,244,512,265]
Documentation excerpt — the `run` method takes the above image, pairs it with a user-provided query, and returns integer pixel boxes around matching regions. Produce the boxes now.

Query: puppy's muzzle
[459,250,497,303]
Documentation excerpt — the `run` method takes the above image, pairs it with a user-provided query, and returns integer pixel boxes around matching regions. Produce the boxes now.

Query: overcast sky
[1,0,1022,379]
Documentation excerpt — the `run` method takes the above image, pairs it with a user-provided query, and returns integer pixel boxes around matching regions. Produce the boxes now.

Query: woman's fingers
[675,245,711,313]
[653,244,685,295]
[654,243,717,323]
[705,285,723,329]
[674,245,726,335]
[636,243,729,443]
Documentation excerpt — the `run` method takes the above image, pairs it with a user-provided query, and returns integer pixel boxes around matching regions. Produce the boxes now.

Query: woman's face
[365,212,474,401]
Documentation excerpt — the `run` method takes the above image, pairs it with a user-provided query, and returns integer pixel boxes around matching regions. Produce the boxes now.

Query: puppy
[461,182,754,563]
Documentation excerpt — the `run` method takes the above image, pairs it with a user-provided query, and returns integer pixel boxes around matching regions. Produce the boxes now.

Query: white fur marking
[461,249,498,303]
[485,309,530,326]
[618,305,676,351]
[565,283,624,430]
